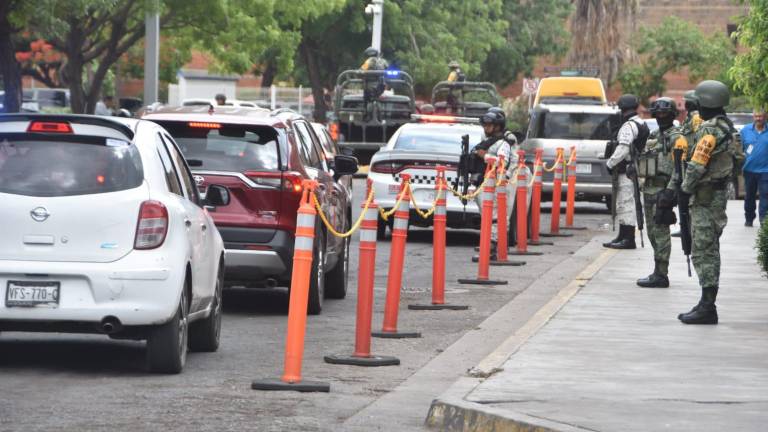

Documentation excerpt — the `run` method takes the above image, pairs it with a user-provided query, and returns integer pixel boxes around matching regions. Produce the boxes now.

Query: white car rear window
[394,127,483,154]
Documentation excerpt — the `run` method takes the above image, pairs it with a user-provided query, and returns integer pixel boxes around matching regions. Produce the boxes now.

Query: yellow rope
[409,181,444,219]
[566,149,577,166]
[543,153,563,172]
[312,187,375,238]
[445,159,498,200]
[378,182,410,221]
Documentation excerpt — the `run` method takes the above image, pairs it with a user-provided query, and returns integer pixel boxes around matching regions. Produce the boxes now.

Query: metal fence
[236,86,316,119]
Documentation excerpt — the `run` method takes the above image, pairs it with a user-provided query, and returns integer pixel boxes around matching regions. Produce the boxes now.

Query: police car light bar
[411,114,479,124]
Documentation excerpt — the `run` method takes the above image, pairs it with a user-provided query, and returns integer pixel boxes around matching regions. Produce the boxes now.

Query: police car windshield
[533,112,614,140]
[394,126,483,154]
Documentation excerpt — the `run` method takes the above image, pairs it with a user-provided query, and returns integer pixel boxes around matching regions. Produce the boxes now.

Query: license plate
[416,189,436,202]
[5,281,60,307]
[388,184,401,194]
[575,163,592,174]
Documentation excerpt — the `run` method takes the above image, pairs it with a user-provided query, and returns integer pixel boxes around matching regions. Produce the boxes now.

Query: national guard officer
[446,61,466,82]
[678,80,735,325]
[360,47,388,71]
[682,90,702,137]
[604,94,650,249]
[636,97,681,288]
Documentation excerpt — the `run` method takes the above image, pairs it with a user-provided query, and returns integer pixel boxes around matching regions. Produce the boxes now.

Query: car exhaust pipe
[265,278,278,288]
[100,316,122,334]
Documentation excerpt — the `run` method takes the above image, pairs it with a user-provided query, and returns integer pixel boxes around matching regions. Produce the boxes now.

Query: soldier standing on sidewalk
[604,94,650,249]
[636,97,681,288]
[678,80,734,325]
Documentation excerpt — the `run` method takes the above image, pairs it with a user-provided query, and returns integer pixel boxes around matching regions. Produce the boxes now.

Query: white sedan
[368,120,485,237]
[0,115,227,373]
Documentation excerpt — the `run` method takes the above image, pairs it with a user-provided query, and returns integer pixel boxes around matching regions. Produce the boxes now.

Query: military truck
[430,81,501,118]
[331,69,416,164]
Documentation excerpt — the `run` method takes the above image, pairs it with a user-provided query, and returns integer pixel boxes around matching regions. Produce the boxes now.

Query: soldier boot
[637,261,669,288]
[602,230,623,248]
[605,225,636,249]
[678,286,718,325]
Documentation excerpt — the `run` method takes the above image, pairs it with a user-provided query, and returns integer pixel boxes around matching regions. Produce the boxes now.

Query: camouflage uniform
[640,126,681,278]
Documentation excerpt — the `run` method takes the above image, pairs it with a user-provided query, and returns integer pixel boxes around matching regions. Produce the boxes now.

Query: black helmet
[617,94,640,110]
[480,108,506,127]
[649,97,678,118]
[364,47,379,57]
[695,80,730,108]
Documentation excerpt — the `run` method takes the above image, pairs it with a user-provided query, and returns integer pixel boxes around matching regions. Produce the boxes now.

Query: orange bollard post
[410,167,471,310]
[326,180,400,366]
[563,146,587,230]
[372,174,421,338]
[459,158,508,285]
[541,147,573,238]
[490,155,528,265]
[508,151,543,256]
[253,180,330,392]
[529,149,554,246]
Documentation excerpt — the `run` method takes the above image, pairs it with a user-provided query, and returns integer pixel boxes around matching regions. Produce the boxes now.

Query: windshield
[0,136,143,197]
[394,126,484,154]
[156,122,282,171]
[532,112,615,140]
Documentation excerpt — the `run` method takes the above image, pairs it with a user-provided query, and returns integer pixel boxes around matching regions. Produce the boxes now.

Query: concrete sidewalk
[427,201,768,432]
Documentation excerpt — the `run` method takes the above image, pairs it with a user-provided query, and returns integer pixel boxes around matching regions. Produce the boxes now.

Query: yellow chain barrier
[543,153,564,172]
[505,165,538,188]
[566,149,577,166]
[409,181,444,219]
[378,182,411,221]
[445,159,498,201]
[312,187,375,238]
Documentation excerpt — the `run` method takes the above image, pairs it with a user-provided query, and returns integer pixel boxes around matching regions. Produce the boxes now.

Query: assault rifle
[673,148,693,276]
[628,146,645,248]
[456,134,471,217]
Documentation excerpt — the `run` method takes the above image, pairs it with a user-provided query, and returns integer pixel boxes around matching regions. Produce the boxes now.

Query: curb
[424,246,617,432]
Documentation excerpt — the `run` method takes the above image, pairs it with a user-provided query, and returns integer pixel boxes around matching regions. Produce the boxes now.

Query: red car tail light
[244,171,304,194]
[370,161,405,174]
[27,121,73,133]
[188,122,221,129]
[134,200,168,250]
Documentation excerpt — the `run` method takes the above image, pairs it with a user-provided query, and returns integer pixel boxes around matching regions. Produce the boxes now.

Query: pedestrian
[215,94,227,106]
[678,80,735,325]
[446,61,465,82]
[94,95,115,116]
[636,97,681,288]
[740,108,768,226]
[604,94,650,249]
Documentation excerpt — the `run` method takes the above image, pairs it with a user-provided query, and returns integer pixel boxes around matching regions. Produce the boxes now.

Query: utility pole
[144,2,160,105]
[365,0,384,52]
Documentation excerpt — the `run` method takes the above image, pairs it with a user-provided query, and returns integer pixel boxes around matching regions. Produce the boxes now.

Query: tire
[188,263,223,352]
[306,235,326,315]
[376,215,388,240]
[324,235,349,299]
[147,283,189,374]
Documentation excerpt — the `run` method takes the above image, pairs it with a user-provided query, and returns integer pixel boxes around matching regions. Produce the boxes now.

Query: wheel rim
[317,246,324,300]
[178,290,188,365]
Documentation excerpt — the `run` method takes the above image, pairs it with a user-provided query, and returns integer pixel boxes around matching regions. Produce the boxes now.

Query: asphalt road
[0,178,611,432]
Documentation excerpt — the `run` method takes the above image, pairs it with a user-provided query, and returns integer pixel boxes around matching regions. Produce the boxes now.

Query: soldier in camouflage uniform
[636,98,681,288]
[681,90,702,138]
[678,80,735,325]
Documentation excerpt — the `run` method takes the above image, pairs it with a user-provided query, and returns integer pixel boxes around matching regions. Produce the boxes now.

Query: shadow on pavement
[222,288,290,315]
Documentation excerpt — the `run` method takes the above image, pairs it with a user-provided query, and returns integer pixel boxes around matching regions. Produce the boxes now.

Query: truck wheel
[324,236,349,299]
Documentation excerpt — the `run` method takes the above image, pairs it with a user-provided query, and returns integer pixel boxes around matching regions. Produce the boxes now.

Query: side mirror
[204,184,230,207]
[333,154,358,177]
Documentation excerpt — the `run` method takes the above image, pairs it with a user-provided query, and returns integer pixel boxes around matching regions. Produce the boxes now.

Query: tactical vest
[613,117,650,173]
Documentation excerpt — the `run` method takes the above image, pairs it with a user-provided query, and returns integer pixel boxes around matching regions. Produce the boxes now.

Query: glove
[656,189,677,209]
[654,206,678,226]
[606,164,613,175]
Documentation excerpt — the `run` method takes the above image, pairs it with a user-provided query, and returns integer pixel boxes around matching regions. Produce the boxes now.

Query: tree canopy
[729,0,768,109]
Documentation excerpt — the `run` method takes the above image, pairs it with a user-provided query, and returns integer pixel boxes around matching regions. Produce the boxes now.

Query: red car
[144,106,358,314]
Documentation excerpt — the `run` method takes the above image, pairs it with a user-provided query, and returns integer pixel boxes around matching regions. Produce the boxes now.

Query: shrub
[758,220,768,276]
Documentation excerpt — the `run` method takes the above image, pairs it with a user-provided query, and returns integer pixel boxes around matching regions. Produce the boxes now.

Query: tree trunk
[260,59,277,88]
[300,40,327,123]
[0,7,21,113]
[64,20,88,113]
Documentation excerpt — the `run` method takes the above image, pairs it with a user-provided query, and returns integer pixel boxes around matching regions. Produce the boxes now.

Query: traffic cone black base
[408,303,469,310]
[251,379,330,393]
[528,240,554,246]
[539,232,573,238]
[324,354,400,367]
[457,278,508,285]
[562,226,588,230]
[371,330,421,339]
[489,260,526,266]
[507,250,544,256]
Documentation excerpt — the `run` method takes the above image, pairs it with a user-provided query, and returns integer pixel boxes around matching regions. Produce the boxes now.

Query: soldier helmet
[683,90,699,104]
[364,47,379,57]
[480,108,506,127]
[448,60,460,69]
[694,80,730,108]
[649,97,678,118]
[616,94,640,111]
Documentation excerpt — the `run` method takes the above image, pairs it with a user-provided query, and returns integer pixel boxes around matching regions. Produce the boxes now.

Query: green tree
[0,0,36,112]
[730,0,768,109]
[618,16,736,106]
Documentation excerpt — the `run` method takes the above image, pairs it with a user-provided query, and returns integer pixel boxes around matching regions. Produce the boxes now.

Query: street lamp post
[144,3,160,105]
[365,0,384,52]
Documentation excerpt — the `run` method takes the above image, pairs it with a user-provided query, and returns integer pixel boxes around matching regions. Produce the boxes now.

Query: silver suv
[522,103,620,206]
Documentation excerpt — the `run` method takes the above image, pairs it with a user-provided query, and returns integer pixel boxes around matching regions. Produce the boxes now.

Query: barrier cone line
[489,156,526,266]
[410,167,470,310]
[459,158,507,285]
[326,181,400,366]
[529,149,553,246]
[373,174,421,338]
[563,146,587,231]
[508,151,543,256]
[540,147,573,238]
[253,180,330,393]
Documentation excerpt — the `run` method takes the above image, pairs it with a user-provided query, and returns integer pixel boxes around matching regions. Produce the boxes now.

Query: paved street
[428,201,768,432]
[0,179,610,431]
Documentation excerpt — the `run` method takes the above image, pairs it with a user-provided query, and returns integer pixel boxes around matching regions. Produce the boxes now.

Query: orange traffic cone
[529,149,554,246]
[507,151,543,256]
[541,147,572,238]
[563,146,587,231]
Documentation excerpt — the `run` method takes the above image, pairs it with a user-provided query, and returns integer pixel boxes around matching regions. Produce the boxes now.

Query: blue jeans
[743,171,768,222]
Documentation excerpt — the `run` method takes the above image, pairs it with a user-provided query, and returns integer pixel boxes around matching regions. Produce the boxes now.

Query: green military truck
[331,69,416,164]
[430,81,501,118]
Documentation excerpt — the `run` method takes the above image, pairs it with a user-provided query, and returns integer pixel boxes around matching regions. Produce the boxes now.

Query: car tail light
[134,200,168,250]
[370,161,405,174]
[27,121,73,133]
[188,122,221,129]
[245,171,303,193]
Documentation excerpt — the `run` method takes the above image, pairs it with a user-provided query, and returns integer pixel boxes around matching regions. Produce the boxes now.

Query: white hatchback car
[0,115,227,373]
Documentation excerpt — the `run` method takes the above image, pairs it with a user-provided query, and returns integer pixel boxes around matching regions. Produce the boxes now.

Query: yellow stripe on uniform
[691,134,716,165]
